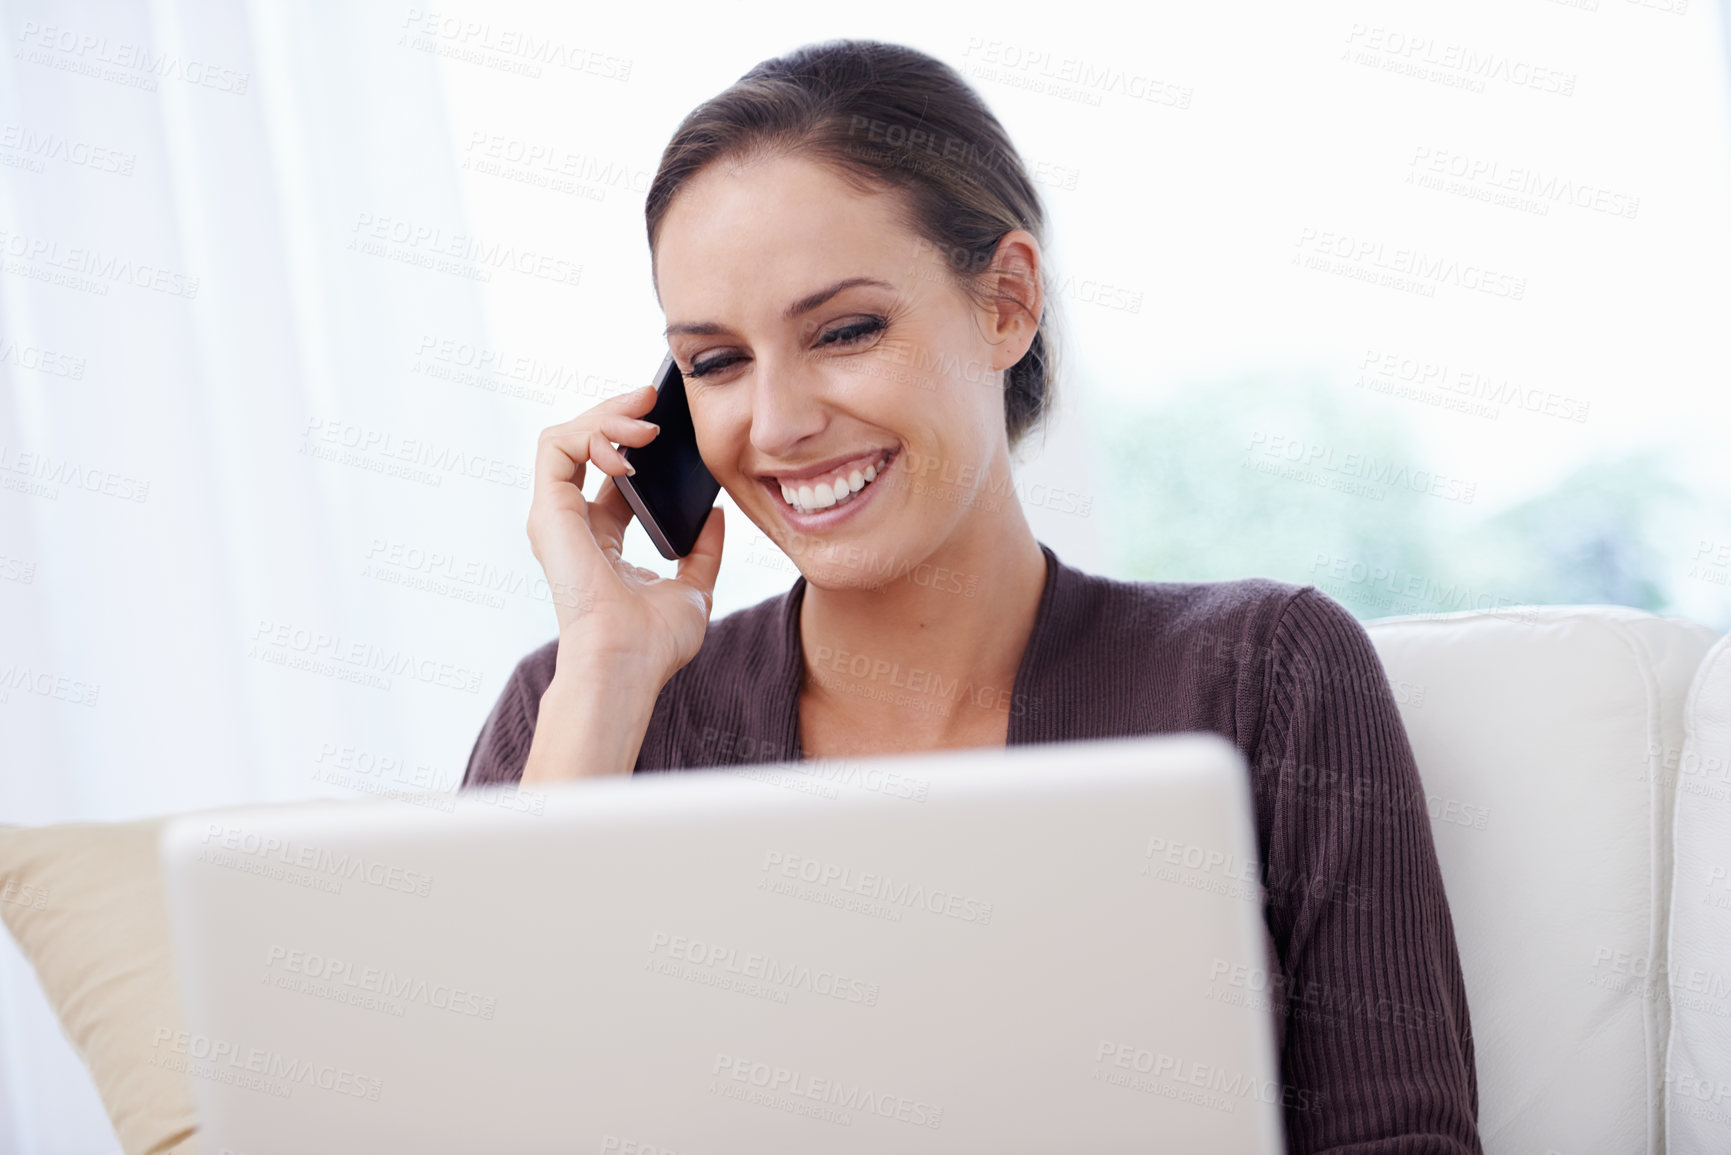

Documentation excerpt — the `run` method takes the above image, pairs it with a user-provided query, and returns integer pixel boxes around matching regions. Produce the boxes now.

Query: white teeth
[778,452,891,514]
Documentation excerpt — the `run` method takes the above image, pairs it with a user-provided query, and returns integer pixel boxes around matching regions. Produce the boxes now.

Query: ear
[979,229,1043,372]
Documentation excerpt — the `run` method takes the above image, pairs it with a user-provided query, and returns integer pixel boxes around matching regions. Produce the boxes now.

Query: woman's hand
[527,384,726,693]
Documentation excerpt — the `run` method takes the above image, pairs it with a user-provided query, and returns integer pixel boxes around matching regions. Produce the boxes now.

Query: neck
[796,502,1050,741]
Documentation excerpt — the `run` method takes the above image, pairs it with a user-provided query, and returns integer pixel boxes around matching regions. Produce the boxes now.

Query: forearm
[522,651,663,783]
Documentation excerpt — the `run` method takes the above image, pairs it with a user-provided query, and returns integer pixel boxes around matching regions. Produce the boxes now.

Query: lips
[761,446,900,522]
[765,448,896,514]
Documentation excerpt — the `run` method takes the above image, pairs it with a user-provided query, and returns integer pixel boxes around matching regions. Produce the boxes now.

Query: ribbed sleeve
[461,640,554,788]
[1254,588,1480,1154]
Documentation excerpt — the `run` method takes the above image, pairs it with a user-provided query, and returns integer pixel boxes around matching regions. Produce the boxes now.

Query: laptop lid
[160,732,1285,1153]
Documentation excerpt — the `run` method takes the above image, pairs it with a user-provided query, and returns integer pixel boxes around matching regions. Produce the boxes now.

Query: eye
[818,316,887,347]
[687,316,887,379]
[688,352,744,379]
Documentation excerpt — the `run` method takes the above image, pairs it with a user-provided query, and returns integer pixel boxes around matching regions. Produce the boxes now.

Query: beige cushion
[0,817,202,1155]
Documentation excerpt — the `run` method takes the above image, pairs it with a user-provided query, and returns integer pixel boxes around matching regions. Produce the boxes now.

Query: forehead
[655,153,921,321]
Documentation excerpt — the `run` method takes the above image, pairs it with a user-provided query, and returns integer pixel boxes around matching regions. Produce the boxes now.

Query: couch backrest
[1365,605,1716,1155]
[1665,632,1731,1152]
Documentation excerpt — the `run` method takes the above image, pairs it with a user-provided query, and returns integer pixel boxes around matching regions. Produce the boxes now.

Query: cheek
[863,334,969,399]
[889,339,997,425]
[914,372,999,452]
[841,339,966,428]
[689,395,746,469]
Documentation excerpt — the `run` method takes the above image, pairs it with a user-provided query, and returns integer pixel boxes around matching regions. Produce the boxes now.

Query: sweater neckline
[778,542,1064,758]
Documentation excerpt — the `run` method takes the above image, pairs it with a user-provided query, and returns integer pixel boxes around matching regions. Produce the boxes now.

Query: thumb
[673,503,725,607]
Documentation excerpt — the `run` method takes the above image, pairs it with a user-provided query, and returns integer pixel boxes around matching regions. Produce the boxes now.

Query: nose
[747,352,828,460]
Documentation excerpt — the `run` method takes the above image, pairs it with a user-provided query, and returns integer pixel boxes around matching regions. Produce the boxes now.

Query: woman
[462,38,1482,1154]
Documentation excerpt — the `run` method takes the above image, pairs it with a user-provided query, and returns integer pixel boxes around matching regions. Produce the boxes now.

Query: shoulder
[1018,553,1364,754]
[1051,557,1313,661]
[1048,552,1384,708]
[1255,583,1390,701]
[1122,571,1369,667]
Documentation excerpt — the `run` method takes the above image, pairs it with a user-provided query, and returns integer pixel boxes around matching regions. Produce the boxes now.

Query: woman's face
[654,152,1041,590]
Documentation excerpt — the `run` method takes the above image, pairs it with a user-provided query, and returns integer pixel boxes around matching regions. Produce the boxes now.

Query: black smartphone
[614,352,722,560]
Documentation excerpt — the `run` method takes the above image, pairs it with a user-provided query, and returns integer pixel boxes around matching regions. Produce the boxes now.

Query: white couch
[1366,606,1726,1155]
[2,603,1727,1155]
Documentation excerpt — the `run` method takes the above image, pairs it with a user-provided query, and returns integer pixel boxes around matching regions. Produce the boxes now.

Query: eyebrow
[663,276,895,338]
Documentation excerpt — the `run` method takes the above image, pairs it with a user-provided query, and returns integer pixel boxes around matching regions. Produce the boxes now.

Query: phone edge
[614,471,684,561]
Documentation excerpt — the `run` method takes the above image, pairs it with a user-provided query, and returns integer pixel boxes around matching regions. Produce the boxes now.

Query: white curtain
[0,3,529,1148]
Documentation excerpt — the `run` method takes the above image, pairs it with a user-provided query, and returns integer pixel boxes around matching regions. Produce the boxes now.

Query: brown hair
[645,38,1060,449]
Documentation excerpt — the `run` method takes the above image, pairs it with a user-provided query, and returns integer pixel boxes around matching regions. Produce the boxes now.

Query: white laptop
[159,732,1285,1154]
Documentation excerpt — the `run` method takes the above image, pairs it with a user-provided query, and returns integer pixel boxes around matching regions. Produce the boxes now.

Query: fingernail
[625,462,636,475]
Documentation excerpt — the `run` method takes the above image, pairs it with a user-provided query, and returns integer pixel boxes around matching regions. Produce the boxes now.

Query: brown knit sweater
[462,543,1482,1153]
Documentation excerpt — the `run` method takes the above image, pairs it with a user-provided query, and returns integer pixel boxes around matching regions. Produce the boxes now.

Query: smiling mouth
[767,448,898,515]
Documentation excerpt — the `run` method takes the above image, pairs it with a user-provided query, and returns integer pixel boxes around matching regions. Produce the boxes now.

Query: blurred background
[2,0,1728,1148]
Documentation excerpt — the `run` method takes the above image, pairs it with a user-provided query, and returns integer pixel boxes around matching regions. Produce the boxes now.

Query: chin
[784,521,947,596]
[795,556,893,594]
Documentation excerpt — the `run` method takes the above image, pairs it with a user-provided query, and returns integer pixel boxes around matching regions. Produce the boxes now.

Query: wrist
[553,634,672,696]
[540,667,662,721]
[523,672,660,784]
